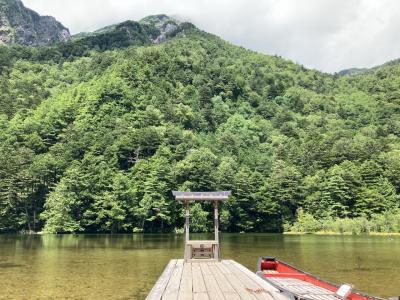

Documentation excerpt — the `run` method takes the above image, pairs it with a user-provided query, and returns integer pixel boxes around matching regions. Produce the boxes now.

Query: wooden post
[172,191,231,261]
[214,200,219,260]
[184,201,190,261]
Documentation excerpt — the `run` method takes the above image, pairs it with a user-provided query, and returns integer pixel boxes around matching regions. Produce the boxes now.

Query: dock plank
[200,263,225,300]
[147,260,178,300]
[147,260,288,300]
[222,260,278,300]
[208,263,241,300]
[192,262,208,300]
[193,293,209,300]
[228,261,290,300]
[228,260,278,292]
[216,261,258,300]
[162,259,184,300]
[178,262,193,300]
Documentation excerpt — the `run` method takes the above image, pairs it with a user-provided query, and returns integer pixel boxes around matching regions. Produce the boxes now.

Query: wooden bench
[186,240,219,260]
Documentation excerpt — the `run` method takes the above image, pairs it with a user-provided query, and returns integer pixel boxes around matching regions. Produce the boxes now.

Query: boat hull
[257,257,382,300]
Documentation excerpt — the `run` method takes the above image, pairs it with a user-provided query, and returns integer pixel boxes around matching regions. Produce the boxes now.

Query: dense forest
[0,15,399,234]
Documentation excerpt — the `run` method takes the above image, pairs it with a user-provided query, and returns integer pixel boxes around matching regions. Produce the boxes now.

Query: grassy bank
[284,231,400,236]
[286,209,400,235]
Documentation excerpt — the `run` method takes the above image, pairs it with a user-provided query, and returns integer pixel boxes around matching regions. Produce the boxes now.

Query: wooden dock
[146,259,291,300]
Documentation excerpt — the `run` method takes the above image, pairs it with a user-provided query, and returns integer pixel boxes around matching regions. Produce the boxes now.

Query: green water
[0,234,399,299]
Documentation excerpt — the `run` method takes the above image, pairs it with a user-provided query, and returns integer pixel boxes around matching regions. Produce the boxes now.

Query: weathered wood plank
[208,263,240,298]
[146,260,178,300]
[200,263,225,300]
[208,263,240,300]
[228,261,290,300]
[193,292,209,300]
[222,260,276,300]
[147,259,291,300]
[267,278,313,287]
[163,259,184,300]
[228,260,278,292]
[192,262,208,300]
[178,262,193,300]
[216,261,258,300]
[213,261,231,275]
[262,274,337,300]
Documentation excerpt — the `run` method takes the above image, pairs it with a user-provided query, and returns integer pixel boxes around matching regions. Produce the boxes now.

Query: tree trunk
[33,209,36,232]
[24,203,31,233]
[141,217,146,232]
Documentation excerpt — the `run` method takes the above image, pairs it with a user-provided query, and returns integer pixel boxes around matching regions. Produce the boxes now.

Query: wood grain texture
[146,259,289,300]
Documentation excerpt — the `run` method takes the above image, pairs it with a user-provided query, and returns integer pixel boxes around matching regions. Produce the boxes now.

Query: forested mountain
[337,68,367,76]
[0,9,399,234]
[73,14,182,44]
[0,0,70,45]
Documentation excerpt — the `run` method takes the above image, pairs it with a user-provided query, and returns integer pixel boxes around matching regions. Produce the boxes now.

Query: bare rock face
[140,14,180,44]
[0,0,70,46]
[71,14,194,52]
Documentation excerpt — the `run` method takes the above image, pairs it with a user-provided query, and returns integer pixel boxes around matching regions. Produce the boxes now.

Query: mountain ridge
[0,0,398,76]
[0,0,70,45]
[71,14,188,48]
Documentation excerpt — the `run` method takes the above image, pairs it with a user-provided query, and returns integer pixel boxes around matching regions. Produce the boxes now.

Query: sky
[23,0,400,73]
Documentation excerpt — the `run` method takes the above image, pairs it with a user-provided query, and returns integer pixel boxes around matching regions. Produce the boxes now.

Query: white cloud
[22,0,400,72]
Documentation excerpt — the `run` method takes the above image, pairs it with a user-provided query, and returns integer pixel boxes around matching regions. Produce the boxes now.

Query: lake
[0,233,399,299]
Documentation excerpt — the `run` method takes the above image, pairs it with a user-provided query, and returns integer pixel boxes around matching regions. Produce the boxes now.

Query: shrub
[288,210,400,234]
[291,209,322,233]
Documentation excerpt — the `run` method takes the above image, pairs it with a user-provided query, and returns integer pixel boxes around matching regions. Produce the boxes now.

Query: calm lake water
[0,233,399,299]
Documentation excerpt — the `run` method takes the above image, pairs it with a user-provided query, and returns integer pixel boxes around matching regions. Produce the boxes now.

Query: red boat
[257,257,384,300]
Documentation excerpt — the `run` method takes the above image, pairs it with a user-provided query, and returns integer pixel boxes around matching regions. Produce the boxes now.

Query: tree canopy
[0,23,399,233]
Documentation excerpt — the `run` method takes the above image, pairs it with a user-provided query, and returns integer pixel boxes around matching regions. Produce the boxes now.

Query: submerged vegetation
[0,16,399,234]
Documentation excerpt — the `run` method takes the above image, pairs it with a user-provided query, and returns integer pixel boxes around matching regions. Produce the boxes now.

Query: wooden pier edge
[146,259,179,300]
[145,259,291,300]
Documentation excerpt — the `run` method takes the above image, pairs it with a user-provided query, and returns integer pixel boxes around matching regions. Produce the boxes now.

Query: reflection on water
[0,262,24,268]
[0,234,399,299]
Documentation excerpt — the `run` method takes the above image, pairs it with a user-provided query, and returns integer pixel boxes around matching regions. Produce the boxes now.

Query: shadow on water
[0,262,24,268]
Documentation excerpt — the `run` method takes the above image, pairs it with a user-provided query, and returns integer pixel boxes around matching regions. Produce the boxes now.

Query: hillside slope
[0,14,399,233]
[73,14,182,44]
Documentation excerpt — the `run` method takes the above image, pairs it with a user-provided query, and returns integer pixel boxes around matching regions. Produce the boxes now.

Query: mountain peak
[139,14,180,26]
[0,0,70,45]
[72,14,194,50]
[139,14,182,44]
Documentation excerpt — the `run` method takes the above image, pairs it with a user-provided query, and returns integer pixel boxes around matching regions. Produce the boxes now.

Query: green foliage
[0,20,400,233]
[189,203,209,233]
[291,209,322,233]
[289,210,400,234]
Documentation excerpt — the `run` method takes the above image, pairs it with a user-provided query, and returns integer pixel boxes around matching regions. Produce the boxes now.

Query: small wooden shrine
[172,191,231,262]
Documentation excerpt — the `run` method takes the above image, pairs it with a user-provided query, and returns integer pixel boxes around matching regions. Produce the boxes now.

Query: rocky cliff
[139,14,180,44]
[0,0,70,46]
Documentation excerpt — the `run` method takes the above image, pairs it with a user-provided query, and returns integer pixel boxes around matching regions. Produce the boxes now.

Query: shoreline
[1,231,400,236]
[284,231,400,236]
